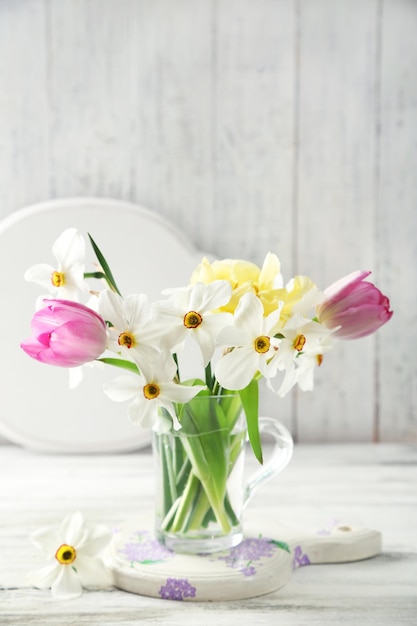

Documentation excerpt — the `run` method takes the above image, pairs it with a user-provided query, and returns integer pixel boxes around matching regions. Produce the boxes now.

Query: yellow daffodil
[273,275,320,324]
[191,252,283,316]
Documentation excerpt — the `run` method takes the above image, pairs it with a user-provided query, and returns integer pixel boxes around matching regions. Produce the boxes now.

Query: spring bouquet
[21,228,393,549]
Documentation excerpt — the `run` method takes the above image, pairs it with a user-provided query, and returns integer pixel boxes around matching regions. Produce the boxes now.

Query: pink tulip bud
[317,271,393,340]
[21,300,107,367]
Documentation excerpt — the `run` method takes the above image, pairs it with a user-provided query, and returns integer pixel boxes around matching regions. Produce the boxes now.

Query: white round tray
[0,198,204,453]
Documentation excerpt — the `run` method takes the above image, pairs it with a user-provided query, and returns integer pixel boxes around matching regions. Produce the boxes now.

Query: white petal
[276,365,298,397]
[60,511,85,546]
[98,290,126,328]
[62,262,87,291]
[52,228,85,268]
[234,293,264,337]
[76,556,113,589]
[51,565,83,599]
[195,280,232,312]
[78,526,113,557]
[130,344,161,369]
[137,352,177,384]
[128,395,155,427]
[264,306,283,334]
[193,326,216,366]
[160,382,205,405]
[203,312,233,337]
[24,263,56,291]
[104,375,142,402]
[157,325,187,354]
[215,347,258,390]
[162,284,193,309]
[30,527,61,556]
[152,300,183,322]
[216,325,250,348]
[27,563,60,589]
[125,293,152,328]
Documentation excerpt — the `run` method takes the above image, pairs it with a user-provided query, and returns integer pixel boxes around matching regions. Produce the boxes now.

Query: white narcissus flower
[28,511,113,599]
[104,352,205,429]
[214,292,282,390]
[98,290,160,367]
[24,228,87,301]
[270,314,336,397]
[152,280,233,366]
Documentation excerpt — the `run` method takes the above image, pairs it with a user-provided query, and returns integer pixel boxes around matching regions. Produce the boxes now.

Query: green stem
[84,271,107,280]
[186,490,211,531]
[163,436,178,505]
[179,438,232,534]
[171,471,201,532]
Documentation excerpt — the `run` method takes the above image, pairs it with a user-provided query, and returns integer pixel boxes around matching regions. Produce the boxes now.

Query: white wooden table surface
[1,443,416,625]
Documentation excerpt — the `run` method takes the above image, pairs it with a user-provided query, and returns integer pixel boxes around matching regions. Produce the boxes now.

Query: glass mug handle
[243,416,293,509]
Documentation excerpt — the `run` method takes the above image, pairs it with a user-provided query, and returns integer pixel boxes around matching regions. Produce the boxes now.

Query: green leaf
[179,378,207,388]
[96,357,139,374]
[239,379,263,464]
[269,539,291,553]
[88,233,122,296]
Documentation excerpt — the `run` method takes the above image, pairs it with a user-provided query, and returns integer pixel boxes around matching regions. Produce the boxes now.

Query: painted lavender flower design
[159,578,197,601]
[293,545,310,568]
[118,530,173,564]
[215,537,290,577]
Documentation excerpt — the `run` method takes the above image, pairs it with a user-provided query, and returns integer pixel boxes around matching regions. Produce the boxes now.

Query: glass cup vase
[152,393,293,555]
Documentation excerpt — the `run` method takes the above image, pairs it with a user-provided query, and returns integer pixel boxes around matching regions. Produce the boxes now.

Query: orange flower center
[118,332,135,348]
[254,335,271,354]
[143,383,160,400]
[183,311,203,329]
[293,334,306,352]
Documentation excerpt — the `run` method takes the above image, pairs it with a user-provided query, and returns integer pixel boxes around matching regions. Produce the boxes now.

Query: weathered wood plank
[376,0,417,442]
[295,0,379,442]
[128,0,215,254]
[45,0,135,200]
[0,0,49,218]
[214,0,296,269]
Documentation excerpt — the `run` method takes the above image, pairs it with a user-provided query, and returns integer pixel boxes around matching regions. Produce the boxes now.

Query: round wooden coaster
[106,517,293,601]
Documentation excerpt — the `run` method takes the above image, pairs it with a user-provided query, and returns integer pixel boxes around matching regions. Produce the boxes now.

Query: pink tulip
[317,271,393,339]
[21,300,108,367]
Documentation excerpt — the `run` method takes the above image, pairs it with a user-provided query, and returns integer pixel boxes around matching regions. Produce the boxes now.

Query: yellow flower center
[143,383,160,400]
[254,335,271,354]
[51,271,65,288]
[317,354,323,366]
[118,332,135,349]
[293,334,306,352]
[55,544,77,565]
[183,311,203,329]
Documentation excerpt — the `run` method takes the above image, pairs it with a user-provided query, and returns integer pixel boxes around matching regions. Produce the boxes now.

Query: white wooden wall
[0,0,415,443]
